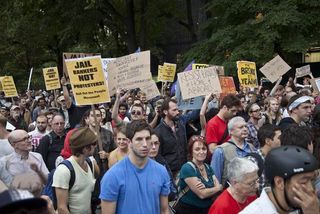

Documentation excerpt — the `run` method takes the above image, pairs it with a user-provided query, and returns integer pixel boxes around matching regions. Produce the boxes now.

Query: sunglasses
[131,110,142,116]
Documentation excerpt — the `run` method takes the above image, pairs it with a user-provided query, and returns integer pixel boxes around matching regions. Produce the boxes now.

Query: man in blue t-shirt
[100,120,171,214]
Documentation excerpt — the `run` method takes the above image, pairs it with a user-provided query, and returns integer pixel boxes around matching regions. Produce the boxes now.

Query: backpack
[42,157,93,210]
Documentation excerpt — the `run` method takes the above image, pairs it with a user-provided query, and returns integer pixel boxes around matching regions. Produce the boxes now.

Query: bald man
[0,129,49,185]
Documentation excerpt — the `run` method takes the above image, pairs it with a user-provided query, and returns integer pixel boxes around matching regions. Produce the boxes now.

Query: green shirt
[179,162,215,208]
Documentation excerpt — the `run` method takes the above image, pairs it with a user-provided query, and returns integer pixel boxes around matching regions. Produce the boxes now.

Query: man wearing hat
[279,94,312,131]
[53,127,97,214]
[8,105,28,131]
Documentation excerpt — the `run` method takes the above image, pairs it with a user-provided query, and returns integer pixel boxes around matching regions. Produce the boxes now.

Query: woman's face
[234,171,259,198]
[100,108,106,119]
[116,132,128,150]
[192,141,207,162]
[269,99,279,113]
[148,135,160,158]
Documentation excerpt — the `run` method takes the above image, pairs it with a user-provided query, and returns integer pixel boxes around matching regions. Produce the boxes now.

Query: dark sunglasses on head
[131,110,142,116]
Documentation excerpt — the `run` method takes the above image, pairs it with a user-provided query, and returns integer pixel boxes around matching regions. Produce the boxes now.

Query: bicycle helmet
[265,145,319,182]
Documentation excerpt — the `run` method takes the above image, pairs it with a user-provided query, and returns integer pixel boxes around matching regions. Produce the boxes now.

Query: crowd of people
[0,74,319,214]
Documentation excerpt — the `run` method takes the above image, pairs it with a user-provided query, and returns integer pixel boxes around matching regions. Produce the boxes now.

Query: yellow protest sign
[192,63,209,70]
[0,76,18,97]
[157,63,176,82]
[65,56,110,105]
[237,61,258,88]
[157,65,164,82]
[43,67,61,90]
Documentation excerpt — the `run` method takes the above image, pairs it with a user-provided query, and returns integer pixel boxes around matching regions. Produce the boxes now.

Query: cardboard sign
[158,63,176,82]
[237,61,258,88]
[311,78,320,94]
[178,67,222,100]
[192,64,225,76]
[259,55,291,83]
[157,65,164,82]
[107,51,152,95]
[138,80,160,100]
[176,81,203,110]
[296,65,311,78]
[43,67,61,90]
[0,76,18,97]
[101,58,116,80]
[63,52,100,77]
[65,56,110,105]
[219,76,236,96]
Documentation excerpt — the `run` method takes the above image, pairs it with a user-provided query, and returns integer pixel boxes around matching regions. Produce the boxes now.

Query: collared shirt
[240,187,299,214]
[256,149,266,193]
[211,140,253,183]
[0,151,49,177]
[246,121,259,149]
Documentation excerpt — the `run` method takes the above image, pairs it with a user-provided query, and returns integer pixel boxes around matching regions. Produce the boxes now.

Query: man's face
[129,129,152,159]
[230,120,248,139]
[0,109,9,117]
[224,106,239,120]
[248,94,257,103]
[131,106,144,121]
[140,95,147,104]
[269,99,279,113]
[281,171,316,209]
[249,104,262,120]
[46,114,53,126]
[165,101,179,121]
[38,99,46,108]
[51,115,65,135]
[127,97,133,105]
[270,130,281,148]
[10,108,20,119]
[240,98,247,111]
[19,99,27,108]
[12,131,32,152]
[86,110,102,128]
[263,90,270,98]
[36,116,48,132]
[294,103,312,122]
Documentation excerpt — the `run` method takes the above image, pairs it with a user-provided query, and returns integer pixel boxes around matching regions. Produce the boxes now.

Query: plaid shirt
[246,121,260,149]
[256,149,266,194]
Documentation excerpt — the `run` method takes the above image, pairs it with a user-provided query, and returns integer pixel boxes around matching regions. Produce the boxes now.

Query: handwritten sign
[138,80,160,100]
[259,55,291,83]
[0,76,18,97]
[237,61,258,88]
[101,58,116,80]
[311,78,320,94]
[43,67,61,90]
[192,64,225,76]
[157,63,176,82]
[178,67,222,100]
[296,65,311,78]
[176,81,203,110]
[63,52,100,77]
[65,56,110,105]
[107,51,152,95]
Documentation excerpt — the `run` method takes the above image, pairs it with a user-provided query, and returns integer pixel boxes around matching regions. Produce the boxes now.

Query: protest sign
[157,65,164,82]
[176,81,203,110]
[65,56,110,105]
[101,58,116,80]
[178,67,222,100]
[0,76,18,97]
[63,52,100,77]
[107,50,152,95]
[311,78,320,94]
[157,63,176,82]
[296,65,311,78]
[219,76,236,98]
[237,61,258,88]
[138,80,160,100]
[192,64,225,76]
[259,55,291,83]
[43,67,61,90]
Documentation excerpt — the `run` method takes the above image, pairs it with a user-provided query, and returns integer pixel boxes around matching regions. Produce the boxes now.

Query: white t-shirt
[0,139,14,158]
[52,156,95,214]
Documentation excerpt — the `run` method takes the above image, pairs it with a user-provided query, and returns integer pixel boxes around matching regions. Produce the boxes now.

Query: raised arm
[270,76,282,96]
[61,76,72,109]
[200,94,211,136]
[111,89,123,126]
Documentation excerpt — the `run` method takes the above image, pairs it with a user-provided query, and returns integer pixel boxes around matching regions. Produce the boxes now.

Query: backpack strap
[60,160,76,190]
[217,128,229,145]
[85,157,94,173]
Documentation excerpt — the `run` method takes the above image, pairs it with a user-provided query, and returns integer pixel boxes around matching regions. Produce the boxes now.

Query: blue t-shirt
[100,157,171,214]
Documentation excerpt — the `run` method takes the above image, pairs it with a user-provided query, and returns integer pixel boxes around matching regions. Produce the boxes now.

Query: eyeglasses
[15,135,32,143]
[241,178,260,188]
[131,110,142,116]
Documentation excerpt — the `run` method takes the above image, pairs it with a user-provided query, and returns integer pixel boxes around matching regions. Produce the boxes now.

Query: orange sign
[219,76,236,98]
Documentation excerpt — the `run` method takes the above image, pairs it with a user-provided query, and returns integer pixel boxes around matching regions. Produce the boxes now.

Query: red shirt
[208,189,257,214]
[205,115,230,146]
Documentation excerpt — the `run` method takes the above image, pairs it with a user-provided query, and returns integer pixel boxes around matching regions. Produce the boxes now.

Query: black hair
[126,120,152,141]
[258,124,281,147]
[280,124,313,150]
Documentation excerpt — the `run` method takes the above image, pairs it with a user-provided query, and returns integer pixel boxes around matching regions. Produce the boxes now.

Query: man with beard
[154,98,199,178]
[29,114,49,151]
[246,103,262,149]
[100,120,170,214]
[279,94,312,131]
[8,105,28,131]
[240,146,319,214]
[211,116,255,185]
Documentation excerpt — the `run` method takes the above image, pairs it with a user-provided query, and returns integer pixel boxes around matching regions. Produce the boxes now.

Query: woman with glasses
[174,135,222,214]
[108,126,129,168]
[208,157,258,214]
